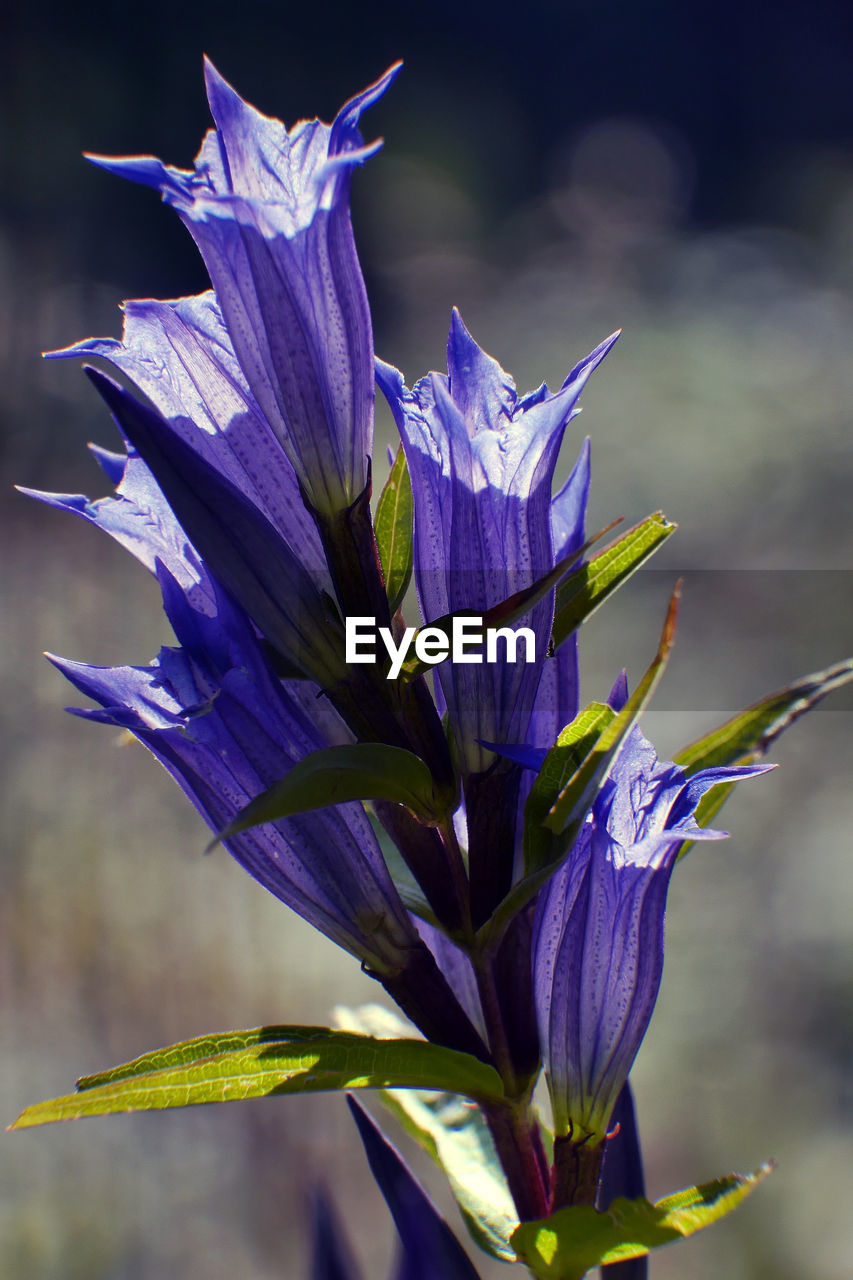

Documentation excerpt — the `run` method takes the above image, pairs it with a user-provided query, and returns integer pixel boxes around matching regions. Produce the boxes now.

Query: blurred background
[3,1,852,1276]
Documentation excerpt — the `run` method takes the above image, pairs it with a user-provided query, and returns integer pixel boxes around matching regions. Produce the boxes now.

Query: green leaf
[386,1089,520,1261]
[511,1164,773,1279]
[209,743,449,848]
[673,656,853,859]
[335,1004,519,1261]
[399,521,619,682]
[523,702,615,875]
[375,444,414,614]
[675,656,853,773]
[479,584,682,948]
[544,582,680,838]
[10,1026,505,1129]
[551,511,676,652]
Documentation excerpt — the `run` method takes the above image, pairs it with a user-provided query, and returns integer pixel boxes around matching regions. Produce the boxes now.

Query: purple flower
[377,311,616,776]
[532,719,771,1144]
[26,435,488,1056]
[526,438,591,754]
[49,291,328,575]
[81,366,348,687]
[29,440,415,973]
[309,1102,486,1279]
[44,292,350,684]
[87,60,400,515]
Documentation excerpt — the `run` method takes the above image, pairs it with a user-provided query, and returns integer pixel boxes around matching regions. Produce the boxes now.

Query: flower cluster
[25,61,796,1278]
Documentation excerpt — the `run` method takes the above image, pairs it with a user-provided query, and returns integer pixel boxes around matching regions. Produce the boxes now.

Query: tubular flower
[526,437,591,754]
[82,366,348,686]
[532,718,771,1145]
[46,291,351,683]
[48,291,329,577]
[377,310,617,775]
[27,441,418,974]
[87,59,400,516]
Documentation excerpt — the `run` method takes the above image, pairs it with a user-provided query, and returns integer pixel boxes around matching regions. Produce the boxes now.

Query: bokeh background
[3,2,853,1276]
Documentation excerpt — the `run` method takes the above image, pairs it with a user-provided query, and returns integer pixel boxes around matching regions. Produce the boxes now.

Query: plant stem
[550,1133,604,1210]
[474,953,550,1220]
[482,1101,550,1222]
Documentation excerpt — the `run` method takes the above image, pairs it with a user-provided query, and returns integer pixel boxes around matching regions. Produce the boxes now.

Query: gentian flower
[46,292,348,685]
[24,439,487,1056]
[82,365,348,688]
[377,311,617,777]
[87,59,400,516]
[532,713,771,1153]
[526,438,591,753]
[378,312,615,926]
[49,291,329,576]
[26,441,410,971]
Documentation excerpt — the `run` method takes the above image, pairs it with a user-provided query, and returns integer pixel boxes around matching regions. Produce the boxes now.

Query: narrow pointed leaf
[523,701,615,874]
[551,513,676,652]
[673,657,853,859]
[383,1089,519,1262]
[375,444,414,614]
[10,1027,505,1128]
[210,744,451,848]
[544,583,681,836]
[400,523,618,682]
[511,1164,773,1280]
[675,657,853,773]
[348,1097,483,1280]
[478,585,681,948]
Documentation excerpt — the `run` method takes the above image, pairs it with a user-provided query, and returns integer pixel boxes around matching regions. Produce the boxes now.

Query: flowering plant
[13,61,853,1279]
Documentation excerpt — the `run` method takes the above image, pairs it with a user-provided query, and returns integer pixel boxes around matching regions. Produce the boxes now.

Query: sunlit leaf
[10,1027,505,1129]
[512,1164,773,1280]
[551,512,676,652]
[674,656,853,858]
[335,1004,519,1262]
[523,702,615,874]
[375,444,414,615]
[675,657,853,773]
